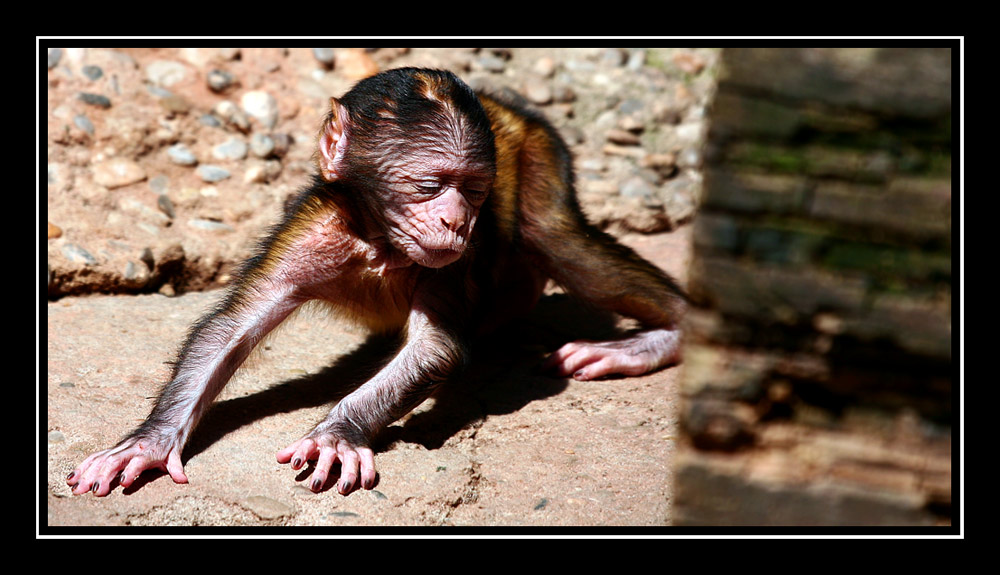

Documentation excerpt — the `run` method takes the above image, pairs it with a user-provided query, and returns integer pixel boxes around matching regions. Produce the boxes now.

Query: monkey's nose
[441,217,461,232]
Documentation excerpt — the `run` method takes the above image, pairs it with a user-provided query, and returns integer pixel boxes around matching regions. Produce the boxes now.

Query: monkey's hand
[276,429,376,495]
[543,328,682,381]
[66,435,187,497]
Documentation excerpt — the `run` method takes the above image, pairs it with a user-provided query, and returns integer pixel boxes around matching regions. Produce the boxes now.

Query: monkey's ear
[318,97,349,182]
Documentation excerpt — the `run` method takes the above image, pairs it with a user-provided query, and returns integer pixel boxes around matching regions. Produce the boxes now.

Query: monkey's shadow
[160,293,620,492]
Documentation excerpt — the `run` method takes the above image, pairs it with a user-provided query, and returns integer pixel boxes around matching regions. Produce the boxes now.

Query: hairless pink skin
[67,70,685,498]
[543,329,682,382]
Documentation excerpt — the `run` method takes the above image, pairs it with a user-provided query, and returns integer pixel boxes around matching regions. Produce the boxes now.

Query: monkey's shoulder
[478,91,556,147]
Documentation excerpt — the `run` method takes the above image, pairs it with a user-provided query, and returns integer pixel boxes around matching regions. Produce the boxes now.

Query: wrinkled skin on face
[376,152,493,268]
[317,73,497,270]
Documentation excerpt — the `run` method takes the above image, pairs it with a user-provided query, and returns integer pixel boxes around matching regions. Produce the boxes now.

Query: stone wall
[675,48,954,526]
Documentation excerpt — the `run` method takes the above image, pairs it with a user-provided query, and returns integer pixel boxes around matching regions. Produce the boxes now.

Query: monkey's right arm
[66,198,352,497]
[276,280,468,495]
[67,279,305,496]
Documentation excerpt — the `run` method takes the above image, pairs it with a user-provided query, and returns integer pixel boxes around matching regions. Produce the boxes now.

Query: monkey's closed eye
[464,188,488,202]
[416,183,442,196]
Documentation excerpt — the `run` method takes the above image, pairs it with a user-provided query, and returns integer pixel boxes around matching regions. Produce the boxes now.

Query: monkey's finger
[291,438,321,471]
[70,467,99,495]
[82,456,126,497]
[547,344,606,378]
[67,449,109,488]
[337,444,360,494]
[275,443,298,465]
[118,455,153,488]
[67,456,96,486]
[166,449,188,484]
[572,357,626,381]
[277,438,314,469]
[310,446,339,492]
[359,447,377,490]
[541,343,586,376]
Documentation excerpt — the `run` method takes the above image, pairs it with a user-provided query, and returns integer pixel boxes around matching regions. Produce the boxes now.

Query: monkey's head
[318,68,497,268]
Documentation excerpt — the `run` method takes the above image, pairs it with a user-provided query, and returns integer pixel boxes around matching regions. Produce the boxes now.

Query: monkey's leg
[526,209,686,381]
[539,233,685,380]
[67,282,305,496]
[277,290,466,495]
[542,326,683,381]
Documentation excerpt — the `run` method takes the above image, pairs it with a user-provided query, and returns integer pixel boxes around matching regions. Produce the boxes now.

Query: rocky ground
[43,46,718,530]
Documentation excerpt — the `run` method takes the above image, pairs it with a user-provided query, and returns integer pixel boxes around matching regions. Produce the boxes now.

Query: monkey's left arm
[276,281,468,495]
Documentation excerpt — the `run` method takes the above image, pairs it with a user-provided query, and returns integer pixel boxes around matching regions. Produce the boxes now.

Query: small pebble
[73,114,94,136]
[77,92,111,109]
[244,495,293,520]
[672,51,706,75]
[199,113,222,128]
[93,158,146,188]
[312,48,336,67]
[81,65,103,81]
[619,116,645,134]
[146,59,188,88]
[124,260,141,280]
[196,165,231,183]
[552,85,576,104]
[336,49,379,81]
[157,194,176,219]
[522,78,552,105]
[533,57,557,78]
[61,243,98,265]
[244,160,282,183]
[620,175,656,200]
[475,55,506,73]
[167,144,198,166]
[241,91,279,129]
[641,152,678,174]
[48,48,62,69]
[212,137,248,161]
[606,128,641,146]
[207,69,235,92]
[626,49,647,71]
[676,147,702,169]
[249,133,275,158]
[148,175,169,195]
[269,133,291,157]
[188,218,235,232]
[216,103,250,134]
[159,94,191,114]
[602,48,627,67]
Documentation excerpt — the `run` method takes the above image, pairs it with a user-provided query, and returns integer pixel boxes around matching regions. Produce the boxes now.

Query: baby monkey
[67,67,686,497]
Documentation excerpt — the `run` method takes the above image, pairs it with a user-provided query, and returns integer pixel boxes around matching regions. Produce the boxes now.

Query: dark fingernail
[292,457,302,468]
[66,471,76,481]
[311,478,322,491]
[363,478,374,490]
[91,481,100,493]
[120,472,127,484]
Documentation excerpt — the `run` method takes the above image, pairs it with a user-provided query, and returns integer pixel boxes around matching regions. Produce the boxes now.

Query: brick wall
[675,47,954,526]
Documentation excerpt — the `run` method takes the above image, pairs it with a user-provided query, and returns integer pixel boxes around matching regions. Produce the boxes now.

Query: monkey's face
[380,161,493,268]
[319,69,498,269]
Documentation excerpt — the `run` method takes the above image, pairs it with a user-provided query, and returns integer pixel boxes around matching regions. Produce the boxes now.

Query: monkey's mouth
[412,246,464,268]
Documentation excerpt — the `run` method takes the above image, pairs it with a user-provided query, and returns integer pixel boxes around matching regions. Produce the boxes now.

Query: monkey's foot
[543,328,682,381]
[66,436,187,497]
[277,434,376,495]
